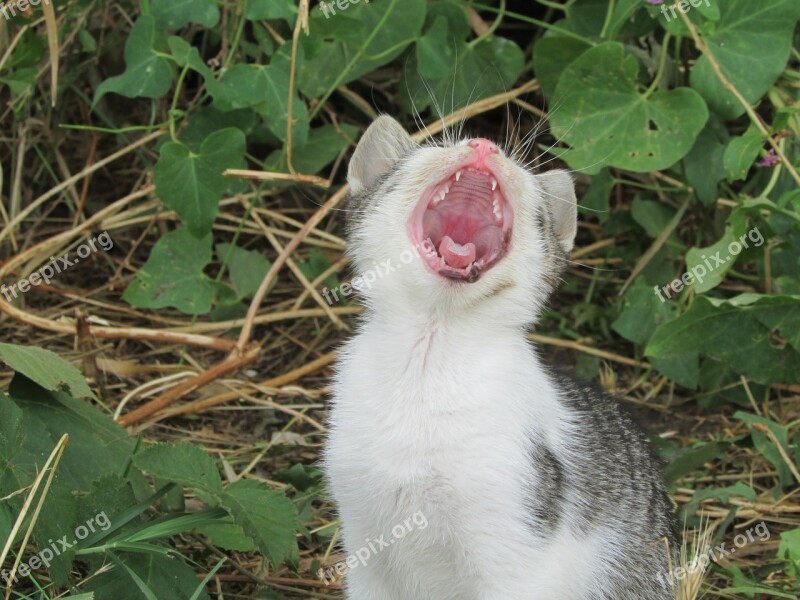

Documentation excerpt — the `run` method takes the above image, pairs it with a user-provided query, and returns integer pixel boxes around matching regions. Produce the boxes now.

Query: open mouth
[409,165,512,282]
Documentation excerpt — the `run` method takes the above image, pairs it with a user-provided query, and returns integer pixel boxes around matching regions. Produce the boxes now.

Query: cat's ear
[348,116,417,194]
[537,170,577,255]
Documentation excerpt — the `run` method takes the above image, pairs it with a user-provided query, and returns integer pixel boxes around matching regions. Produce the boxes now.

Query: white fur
[325,130,627,599]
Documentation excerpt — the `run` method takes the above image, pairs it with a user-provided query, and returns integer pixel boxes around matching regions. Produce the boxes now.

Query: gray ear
[538,170,578,255]
[348,116,417,194]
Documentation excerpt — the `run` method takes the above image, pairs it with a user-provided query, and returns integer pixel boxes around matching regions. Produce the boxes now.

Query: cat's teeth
[491,179,498,191]
[492,195,502,222]
[455,171,462,182]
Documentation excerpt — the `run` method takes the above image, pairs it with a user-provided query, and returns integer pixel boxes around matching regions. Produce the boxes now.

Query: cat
[324,115,679,600]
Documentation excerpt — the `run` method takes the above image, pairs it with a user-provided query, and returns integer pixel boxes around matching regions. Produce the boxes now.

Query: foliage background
[0,0,799,598]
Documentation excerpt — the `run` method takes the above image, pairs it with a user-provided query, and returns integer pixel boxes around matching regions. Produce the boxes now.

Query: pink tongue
[438,235,476,269]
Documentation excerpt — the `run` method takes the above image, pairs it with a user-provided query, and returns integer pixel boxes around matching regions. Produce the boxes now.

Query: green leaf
[266,123,358,175]
[298,249,338,289]
[7,377,136,491]
[220,479,299,568]
[216,243,273,301]
[690,0,800,120]
[416,16,455,80]
[94,16,174,103]
[551,42,709,173]
[152,0,220,30]
[778,528,800,577]
[153,128,246,236]
[684,228,743,294]
[735,411,795,488]
[85,553,210,600]
[533,36,592,100]
[0,343,94,399]
[663,441,726,484]
[426,0,470,41]
[244,0,297,24]
[133,442,224,506]
[646,295,800,384]
[681,482,756,518]
[212,55,308,144]
[579,168,613,222]
[299,0,426,99]
[123,228,217,315]
[723,122,764,182]
[613,277,677,345]
[195,521,257,552]
[402,35,524,114]
[684,121,728,205]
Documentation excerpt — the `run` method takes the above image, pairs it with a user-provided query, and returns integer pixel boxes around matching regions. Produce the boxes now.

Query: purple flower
[757,150,780,168]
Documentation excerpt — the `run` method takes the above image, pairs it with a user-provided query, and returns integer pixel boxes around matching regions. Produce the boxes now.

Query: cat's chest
[328,325,559,497]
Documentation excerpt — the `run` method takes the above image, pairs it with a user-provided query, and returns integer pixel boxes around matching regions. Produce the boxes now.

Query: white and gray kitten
[324,116,678,600]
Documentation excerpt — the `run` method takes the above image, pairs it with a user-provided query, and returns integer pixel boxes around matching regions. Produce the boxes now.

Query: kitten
[324,116,679,600]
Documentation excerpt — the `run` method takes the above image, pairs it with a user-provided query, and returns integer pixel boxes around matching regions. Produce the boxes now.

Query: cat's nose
[468,138,499,159]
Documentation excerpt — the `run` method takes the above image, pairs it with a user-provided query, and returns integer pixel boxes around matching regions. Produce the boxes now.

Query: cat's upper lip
[408,155,513,282]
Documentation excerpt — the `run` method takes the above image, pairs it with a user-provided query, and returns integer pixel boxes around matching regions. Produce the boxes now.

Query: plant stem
[644,33,672,99]
[471,3,595,46]
[468,0,506,48]
[600,0,616,39]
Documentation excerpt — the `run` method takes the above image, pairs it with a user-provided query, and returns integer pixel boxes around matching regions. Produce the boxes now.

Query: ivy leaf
[123,228,217,315]
[551,42,709,173]
[153,128,246,236]
[152,0,220,30]
[94,16,174,103]
[690,0,800,120]
[220,479,299,568]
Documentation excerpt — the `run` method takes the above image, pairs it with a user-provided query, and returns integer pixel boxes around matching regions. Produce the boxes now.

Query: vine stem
[285,0,310,174]
[679,11,800,187]
[599,0,616,39]
[468,0,506,48]
[644,32,672,99]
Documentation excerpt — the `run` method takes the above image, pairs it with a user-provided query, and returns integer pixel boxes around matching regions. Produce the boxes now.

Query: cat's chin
[407,162,513,283]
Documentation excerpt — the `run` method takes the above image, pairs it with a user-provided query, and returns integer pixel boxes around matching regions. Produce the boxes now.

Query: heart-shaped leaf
[153,128,246,236]
[94,16,174,102]
[123,228,216,315]
[551,42,709,173]
[690,0,800,120]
